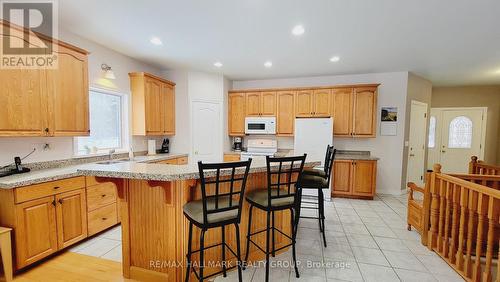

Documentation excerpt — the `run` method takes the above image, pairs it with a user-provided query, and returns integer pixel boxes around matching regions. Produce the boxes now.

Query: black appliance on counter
[160,138,170,153]
[233,136,243,152]
[0,155,31,178]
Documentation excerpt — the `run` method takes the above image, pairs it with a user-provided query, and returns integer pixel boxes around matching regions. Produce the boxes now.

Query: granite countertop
[78,158,321,182]
[0,153,188,189]
[275,150,379,161]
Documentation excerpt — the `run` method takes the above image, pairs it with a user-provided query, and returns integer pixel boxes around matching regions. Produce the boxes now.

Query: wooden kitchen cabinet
[0,21,89,137]
[332,159,377,199]
[295,90,314,117]
[228,93,246,136]
[246,92,276,116]
[353,87,377,137]
[47,44,89,136]
[130,72,176,136]
[223,153,241,162]
[295,89,331,117]
[14,196,58,269]
[331,86,377,137]
[276,91,295,136]
[55,189,87,249]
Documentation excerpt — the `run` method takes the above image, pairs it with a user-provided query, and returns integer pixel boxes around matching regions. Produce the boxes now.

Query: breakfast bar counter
[79,159,319,281]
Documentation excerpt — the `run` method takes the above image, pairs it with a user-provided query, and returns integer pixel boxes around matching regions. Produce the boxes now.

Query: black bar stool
[298,145,336,247]
[184,159,252,282]
[243,154,306,282]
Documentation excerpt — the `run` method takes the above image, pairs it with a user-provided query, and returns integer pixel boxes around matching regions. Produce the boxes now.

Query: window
[76,89,127,155]
[448,116,473,148]
[428,116,436,148]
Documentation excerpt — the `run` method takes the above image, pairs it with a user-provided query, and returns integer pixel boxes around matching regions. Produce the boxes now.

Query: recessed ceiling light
[291,25,305,36]
[264,61,273,68]
[329,56,340,62]
[150,36,163,46]
[214,61,223,68]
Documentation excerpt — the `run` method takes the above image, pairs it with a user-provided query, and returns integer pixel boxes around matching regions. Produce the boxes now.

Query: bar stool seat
[299,174,328,188]
[183,196,239,225]
[245,189,295,208]
[302,167,327,178]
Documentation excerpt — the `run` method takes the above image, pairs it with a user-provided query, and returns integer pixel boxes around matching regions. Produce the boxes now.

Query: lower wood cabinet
[223,153,241,162]
[55,189,87,249]
[0,176,120,270]
[156,156,188,165]
[332,159,377,199]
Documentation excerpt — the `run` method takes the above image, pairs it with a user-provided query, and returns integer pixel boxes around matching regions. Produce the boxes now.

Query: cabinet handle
[51,200,56,206]
[58,199,63,204]
[101,194,106,198]
[102,217,107,221]
[53,186,60,190]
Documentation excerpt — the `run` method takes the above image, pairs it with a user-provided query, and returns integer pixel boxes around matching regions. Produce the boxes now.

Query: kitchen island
[79,159,319,281]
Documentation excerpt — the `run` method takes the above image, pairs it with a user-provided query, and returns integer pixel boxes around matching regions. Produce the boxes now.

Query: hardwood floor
[12,252,132,282]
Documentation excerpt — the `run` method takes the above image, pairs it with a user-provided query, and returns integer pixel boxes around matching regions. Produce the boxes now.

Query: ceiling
[59,0,500,86]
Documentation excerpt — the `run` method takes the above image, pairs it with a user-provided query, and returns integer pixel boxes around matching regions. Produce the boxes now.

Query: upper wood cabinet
[47,45,89,136]
[228,93,246,136]
[246,92,276,116]
[295,89,331,117]
[129,72,176,136]
[0,22,89,137]
[276,91,295,136]
[353,87,377,137]
[331,86,377,137]
[331,88,353,137]
[228,84,378,138]
[332,159,377,199]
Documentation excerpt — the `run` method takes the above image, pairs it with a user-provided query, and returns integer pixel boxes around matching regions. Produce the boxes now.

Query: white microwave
[245,117,276,135]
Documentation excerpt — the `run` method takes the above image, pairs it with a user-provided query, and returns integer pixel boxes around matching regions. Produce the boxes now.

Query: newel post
[428,163,441,250]
[469,156,478,174]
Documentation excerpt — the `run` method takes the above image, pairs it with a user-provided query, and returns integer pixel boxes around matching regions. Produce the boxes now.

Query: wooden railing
[469,156,500,176]
[423,164,500,282]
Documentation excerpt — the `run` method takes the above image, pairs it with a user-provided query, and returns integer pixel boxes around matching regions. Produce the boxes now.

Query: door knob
[409,154,415,157]
[441,150,446,153]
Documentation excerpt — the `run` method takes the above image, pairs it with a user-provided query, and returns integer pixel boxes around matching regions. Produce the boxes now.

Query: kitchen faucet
[108,149,116,160]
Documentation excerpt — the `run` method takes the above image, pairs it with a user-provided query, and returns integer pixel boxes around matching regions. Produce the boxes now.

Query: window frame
[73,87,129,156]
[428,116,436,148]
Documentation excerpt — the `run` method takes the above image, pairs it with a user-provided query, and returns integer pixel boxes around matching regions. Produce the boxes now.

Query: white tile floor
[68,194,467,281]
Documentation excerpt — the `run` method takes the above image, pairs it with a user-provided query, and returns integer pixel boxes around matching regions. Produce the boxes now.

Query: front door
[406,101,428,186]
[192,101,222,163]
[439,109,485,173]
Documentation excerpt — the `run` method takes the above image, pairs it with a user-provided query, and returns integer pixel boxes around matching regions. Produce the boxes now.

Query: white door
[406,101,428,186]
[439,109,485,173]
[191,101,222,163]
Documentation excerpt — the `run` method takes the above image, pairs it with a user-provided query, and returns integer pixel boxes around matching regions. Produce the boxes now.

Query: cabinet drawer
[15,177,86,204]
[86,183,117,211]
[177,156,188,165]
[88,203,118,236]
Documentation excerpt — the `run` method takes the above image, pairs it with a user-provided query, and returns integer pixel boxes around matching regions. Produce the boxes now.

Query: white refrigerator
[294,117,333,199]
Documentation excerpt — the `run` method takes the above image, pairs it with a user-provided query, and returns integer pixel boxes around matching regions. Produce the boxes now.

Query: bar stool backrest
[323,146,337,185]
[198,159,252,224]
[265,154,307,207]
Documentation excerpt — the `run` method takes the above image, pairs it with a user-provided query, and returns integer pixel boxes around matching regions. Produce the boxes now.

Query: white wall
[0,28,164,166]
[232,72,409,195]
[163,70,227,163]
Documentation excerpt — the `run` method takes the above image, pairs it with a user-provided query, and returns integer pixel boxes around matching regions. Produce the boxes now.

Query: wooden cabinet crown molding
[229,83,380,93]
[129,72,176,86]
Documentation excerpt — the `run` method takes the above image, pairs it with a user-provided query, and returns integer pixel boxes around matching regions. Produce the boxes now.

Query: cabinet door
[313,89,331,116]
[0,69,48,136]
[352,161,377,197]
[295,90,313,117]
[161,83,175,135]
[15,196,57,269]
[47,45,89,136]
[332,160,352,196]
[145,78,163,135]
[353,87,377,137]
[332,88,353,137]
[276,91,295,136]
[228,93,246,136]
[261,92,276,116]
[55,189,87,249]
[246,92,261,116]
